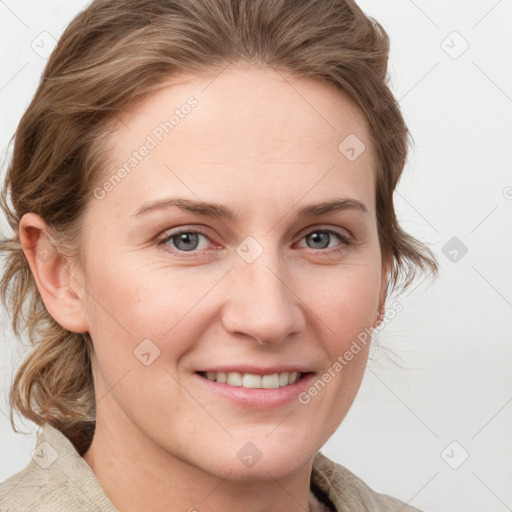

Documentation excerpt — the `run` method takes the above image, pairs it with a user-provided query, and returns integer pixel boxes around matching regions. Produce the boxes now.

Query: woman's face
[77,65,387,479]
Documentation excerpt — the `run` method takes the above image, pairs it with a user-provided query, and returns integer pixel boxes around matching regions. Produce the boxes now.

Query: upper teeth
[204,371,301,388]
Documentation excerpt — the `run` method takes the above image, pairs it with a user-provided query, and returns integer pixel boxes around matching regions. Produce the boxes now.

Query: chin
[195,435,317,482]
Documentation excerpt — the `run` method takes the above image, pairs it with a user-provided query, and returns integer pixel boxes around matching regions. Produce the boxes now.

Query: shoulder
[311,451,423,512]
[0,424,118,512]
[0,461,75,512]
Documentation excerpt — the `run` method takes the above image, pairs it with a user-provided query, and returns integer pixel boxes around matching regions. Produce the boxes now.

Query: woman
[0,0,438,510]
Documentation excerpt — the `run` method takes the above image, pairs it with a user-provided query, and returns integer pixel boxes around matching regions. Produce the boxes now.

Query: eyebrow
[132,197,368,220]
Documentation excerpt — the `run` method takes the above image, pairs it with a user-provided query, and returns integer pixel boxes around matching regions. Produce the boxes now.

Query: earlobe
[19,213,89,333]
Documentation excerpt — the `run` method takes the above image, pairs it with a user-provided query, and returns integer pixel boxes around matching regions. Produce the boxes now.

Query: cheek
[306,261,382,344]
[296,267,380,440]
[82,265,201,413]
[82,251,227,360]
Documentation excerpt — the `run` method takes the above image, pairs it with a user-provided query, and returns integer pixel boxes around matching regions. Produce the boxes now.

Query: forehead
[94,65,375,217]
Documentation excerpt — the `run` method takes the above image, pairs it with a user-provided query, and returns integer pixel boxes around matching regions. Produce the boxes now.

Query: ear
[374,256,393,328]
[19,213,89,333]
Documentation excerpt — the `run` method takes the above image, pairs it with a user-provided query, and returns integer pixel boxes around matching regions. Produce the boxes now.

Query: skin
[20,64,390,512]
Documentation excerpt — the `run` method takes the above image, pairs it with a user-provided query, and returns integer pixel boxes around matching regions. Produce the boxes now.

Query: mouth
[194,368,316,409]
[195,370,313,389]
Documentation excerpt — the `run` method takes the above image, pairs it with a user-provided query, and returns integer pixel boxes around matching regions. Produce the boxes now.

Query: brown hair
[0,0,438,454]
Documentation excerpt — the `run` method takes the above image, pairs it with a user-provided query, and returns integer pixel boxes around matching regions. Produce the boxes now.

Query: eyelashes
[157,226,353,257]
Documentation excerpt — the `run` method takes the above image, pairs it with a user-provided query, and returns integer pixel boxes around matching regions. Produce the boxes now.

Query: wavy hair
[0,0,438,454]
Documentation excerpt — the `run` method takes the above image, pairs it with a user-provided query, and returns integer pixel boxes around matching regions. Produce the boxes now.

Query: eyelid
[296,224,354,243]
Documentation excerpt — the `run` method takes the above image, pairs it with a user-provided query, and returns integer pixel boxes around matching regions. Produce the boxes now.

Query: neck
[83,413,318,512]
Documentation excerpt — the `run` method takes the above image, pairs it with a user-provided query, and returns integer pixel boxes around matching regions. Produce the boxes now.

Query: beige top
[0,423,422,511]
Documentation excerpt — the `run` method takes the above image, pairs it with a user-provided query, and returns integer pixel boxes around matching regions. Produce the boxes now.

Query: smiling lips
[195,367,316,408]
[198,370,305,389]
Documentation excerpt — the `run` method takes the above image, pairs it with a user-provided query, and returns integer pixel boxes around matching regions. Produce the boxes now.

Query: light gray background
[1,1,511,511]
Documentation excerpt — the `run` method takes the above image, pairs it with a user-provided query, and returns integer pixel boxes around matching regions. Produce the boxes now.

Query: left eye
[296,229,349,250]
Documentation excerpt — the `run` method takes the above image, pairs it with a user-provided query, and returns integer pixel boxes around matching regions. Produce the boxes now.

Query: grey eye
[305,231,336,249]
[170,232,201,251]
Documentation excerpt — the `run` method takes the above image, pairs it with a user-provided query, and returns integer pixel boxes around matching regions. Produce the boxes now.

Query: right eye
[158,228,214,254]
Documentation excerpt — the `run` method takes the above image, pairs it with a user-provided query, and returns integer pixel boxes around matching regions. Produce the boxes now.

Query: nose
[220,248,305,345]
